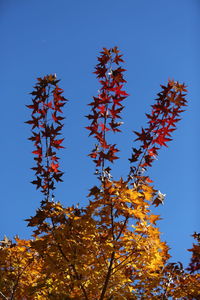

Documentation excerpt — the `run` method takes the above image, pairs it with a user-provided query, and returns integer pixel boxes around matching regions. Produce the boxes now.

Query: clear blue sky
[0,0,199,267]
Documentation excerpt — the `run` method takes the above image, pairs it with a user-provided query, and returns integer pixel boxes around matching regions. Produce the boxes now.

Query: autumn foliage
[0,47,199,299]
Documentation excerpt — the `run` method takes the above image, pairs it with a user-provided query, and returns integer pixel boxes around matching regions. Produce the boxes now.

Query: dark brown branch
[99,251,115,300]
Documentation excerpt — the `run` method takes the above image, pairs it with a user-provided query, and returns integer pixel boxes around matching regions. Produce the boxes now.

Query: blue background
[0,0,199,267]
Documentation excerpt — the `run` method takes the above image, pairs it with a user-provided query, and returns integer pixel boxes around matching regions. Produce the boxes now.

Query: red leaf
[52,112,65,124]
[31,176,42,189]
[109,85,129,96]
[51,139,64,149]
[50,163,59,173]
[153,135,172,147]
[32,147,42,157]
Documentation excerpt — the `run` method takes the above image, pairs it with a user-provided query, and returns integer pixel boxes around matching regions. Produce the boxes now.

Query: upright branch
[86,47,128,182]
[129,80,187,184]
[26,74,67,201]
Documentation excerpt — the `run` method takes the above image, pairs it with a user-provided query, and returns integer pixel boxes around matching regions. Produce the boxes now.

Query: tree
[0,47,199,299]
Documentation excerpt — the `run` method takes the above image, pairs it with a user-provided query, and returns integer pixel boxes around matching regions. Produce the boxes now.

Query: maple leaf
[51,139,64,149]
[26,101,39,113]
[25,116,40,129]
[52,112,65,124]
[32,147,42,157]
[113,96,125,106]
[88,186,101,197]
[97,105,107,114]
[110,85,129,96]
[152,191,166,207]
[31,176,42,189]
[153,135,172,147]
[109,120,123,132]
[51,155,59,161]
[28,132,41,145]
[112,46,120,54]
[50,163,59,173]
[148,146,159,157]
[113,54,124,64]
[149,214,162,225]
[53,172,64,182]
[94,66,107,78]
[134,128,150,142]
[109,106,124,119]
